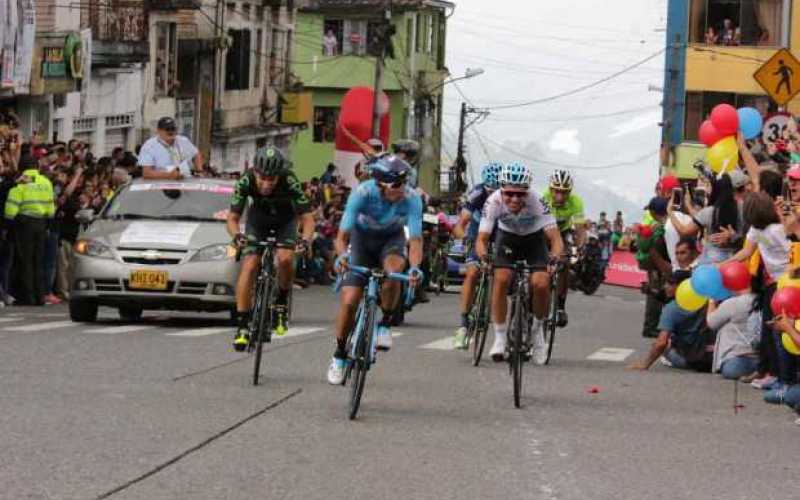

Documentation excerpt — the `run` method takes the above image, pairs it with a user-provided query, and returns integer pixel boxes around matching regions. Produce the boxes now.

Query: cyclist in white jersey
[476,162,564,365]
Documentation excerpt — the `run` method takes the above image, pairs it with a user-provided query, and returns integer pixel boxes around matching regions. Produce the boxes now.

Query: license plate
[129,270,168,290]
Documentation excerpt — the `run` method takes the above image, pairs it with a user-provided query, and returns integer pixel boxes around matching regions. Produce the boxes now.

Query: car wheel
[70,300,98,323]
[118,306,143,322]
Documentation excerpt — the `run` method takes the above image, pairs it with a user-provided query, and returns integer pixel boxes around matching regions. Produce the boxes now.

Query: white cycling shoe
[489,333,506,362]
[327,357,347,385]
[531,324,547,366]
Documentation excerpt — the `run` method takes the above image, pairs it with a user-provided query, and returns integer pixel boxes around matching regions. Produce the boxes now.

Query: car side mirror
[76,209,95,225]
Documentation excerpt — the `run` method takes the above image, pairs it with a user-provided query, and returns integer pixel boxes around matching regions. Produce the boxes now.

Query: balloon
[770,286,800,317]
[638,224,653,239]
[710,103,739,135]
[706,136,738,174]
[676,280,708,312]
[691,265,728,299]
[720,261,751,291]
[781,331,800,356]
[777,273,800,290]
[737,107,763,140]
[698,120,725,147]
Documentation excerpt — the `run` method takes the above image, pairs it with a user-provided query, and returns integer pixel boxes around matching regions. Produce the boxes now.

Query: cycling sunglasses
[501,190,527,199]
[379,179,406,189]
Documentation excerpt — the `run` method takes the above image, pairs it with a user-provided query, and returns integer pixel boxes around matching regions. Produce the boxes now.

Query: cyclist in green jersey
[542,170,586,328]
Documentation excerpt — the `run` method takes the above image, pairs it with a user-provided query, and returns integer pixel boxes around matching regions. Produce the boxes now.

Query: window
[426,14,433,53]
[689,0,788,47]
[256,6,264,21]
[366,21,384,57]
[322,18,382,56]
[436,13,445,69]
[415,13,423,53]
[154,22,177,97]
[241,3,250,19]
[430,14,438,58]
[684,91,773,141]
[254,29,263,88]
[270,28,285,86]
[226,29,251,91]
[313,107,339,143]
[406,18,413,56]
[322,19,342,56]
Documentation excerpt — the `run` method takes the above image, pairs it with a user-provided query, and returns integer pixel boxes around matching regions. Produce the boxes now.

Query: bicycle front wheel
[349,303,376,420]
[252,278,272,386]
[510,292,525,408]
[471,275,490,366]
[544,280,558,366]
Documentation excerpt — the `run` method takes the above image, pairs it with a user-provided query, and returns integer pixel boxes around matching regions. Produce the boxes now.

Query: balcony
[82,1,148,65]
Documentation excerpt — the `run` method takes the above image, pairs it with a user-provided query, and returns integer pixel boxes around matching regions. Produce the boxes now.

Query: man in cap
[639,197,672,338]
[138,117,204,180]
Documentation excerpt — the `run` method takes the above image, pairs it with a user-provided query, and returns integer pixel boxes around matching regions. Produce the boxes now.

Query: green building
[289,0,453,194]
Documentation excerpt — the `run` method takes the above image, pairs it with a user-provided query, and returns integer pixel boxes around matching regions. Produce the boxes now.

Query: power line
[477,48,667,110]
[452,104,662,124]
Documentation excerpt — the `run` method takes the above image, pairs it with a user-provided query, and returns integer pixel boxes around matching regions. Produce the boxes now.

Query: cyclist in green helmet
[227,146,315,351]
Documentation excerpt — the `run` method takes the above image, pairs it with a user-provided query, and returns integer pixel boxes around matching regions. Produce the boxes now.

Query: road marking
[88,325,159,335]
[167,327,232,338]
[0,317,23,324]
[419,336,455,350]
[2,320,76,332]
[391,331,405,338]
[282,326,325,338]
[586,347,634,362]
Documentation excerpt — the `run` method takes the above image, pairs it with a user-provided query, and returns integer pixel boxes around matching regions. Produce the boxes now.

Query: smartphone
[782,180,792,216]
[692,187,707,208]
[671,187,684,210]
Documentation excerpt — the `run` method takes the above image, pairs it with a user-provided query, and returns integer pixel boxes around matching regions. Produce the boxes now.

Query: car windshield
[103,182,233,222]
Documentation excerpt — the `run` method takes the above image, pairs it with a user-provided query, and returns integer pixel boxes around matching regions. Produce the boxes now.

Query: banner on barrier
[604,251,647,289]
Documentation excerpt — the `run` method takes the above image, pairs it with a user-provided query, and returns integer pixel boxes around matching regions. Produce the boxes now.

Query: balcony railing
[82,1,147,43]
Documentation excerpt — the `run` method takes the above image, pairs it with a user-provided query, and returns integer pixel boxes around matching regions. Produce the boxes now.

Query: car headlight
[74,239,114,259]
[191,244,236,262]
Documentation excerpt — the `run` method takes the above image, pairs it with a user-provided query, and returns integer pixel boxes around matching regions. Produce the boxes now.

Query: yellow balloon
[676,280,708,312]
[781,330,800,356]
[777,272,800,290]
[705,136,739,174]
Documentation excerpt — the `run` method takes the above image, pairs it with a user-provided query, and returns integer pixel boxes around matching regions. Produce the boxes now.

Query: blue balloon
[737,107,763,140]
[691,265,727,299]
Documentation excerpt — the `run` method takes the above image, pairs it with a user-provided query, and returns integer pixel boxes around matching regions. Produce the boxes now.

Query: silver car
[70,178,240,322]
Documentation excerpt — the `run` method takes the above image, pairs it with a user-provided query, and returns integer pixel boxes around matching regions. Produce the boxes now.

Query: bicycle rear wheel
[471,274,490,366]
[349,303,376,420]
[252,277,273,386]
[510,292,525,408]
[544,278,558,366]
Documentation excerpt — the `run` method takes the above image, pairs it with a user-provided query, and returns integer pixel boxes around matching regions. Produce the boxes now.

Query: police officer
[4,155,55,305]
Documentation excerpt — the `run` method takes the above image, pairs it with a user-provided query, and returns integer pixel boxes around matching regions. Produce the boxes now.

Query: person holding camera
[138,117,204,180]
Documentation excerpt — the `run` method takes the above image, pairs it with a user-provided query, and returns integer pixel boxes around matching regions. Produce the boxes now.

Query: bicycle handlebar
[347,264,411,283]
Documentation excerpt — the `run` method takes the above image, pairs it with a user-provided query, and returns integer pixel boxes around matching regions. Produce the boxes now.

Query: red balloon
[719,261,751,291]
[710,104,739,136]
[639,224,654,239]
[770,286,800,318]
[698,120,725,147]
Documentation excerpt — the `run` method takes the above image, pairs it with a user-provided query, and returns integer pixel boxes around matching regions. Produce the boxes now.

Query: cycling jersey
[479,190,557,236]
[340,179,423,238]
[230,170,311,223]
[463,183,491,239]
[541,191,586,233]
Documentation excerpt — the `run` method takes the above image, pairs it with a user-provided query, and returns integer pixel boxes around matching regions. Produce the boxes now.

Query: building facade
[289,0,453,194]
[662,0,799,178]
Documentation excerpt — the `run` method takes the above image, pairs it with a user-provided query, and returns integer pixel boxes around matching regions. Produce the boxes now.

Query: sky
[441,0,669,216]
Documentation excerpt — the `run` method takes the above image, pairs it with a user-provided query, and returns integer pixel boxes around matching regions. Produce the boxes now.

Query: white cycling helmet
[549,169,574,191]
[499,161,531,188]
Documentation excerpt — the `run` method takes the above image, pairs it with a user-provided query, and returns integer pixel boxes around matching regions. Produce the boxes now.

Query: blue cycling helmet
[370,154,411,184]
[481,162,503,190]
[500,161,531,188]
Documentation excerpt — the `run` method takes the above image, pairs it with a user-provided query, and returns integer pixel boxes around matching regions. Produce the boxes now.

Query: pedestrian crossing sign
[754,48,800,106]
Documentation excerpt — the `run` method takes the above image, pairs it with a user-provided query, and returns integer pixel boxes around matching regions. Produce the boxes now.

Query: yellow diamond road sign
[754,48,800,106]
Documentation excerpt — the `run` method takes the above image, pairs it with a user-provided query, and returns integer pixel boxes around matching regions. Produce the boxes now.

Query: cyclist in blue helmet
[451,162,503,348]
[327,155,425,385]
[476,161,565,365]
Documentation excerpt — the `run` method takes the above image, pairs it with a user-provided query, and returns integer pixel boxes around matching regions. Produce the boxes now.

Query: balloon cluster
[675,262,750,311]
[698,104,763,174]
[773,273,800,355]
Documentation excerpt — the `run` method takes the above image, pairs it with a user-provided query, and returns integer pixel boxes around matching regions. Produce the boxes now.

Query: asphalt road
[1,285,797,500]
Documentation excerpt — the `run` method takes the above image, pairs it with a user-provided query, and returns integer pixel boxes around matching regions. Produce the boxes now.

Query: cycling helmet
[370,154,411,185]
[549,169,574,191]
[392,139,420,163]
[481,162,503,190]
[253,146,289,176]
[499,161,531,188]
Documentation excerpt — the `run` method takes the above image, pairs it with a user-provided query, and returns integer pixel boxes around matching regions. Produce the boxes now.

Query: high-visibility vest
[3,169,55,220]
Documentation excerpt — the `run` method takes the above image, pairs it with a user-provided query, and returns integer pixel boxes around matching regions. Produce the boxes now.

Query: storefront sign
[64,33,83,79]
[42,46,66,78]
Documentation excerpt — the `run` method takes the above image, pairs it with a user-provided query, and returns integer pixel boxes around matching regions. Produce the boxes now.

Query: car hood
[82,219,230,250]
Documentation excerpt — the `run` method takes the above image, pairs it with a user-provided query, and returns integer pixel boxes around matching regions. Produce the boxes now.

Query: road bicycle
[542,261,566,366]
[507,260,536,408]
[466,262,492,366]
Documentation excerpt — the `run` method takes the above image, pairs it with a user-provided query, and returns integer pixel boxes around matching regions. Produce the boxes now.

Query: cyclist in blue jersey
[452,162,502,349]
[327,155,424,385]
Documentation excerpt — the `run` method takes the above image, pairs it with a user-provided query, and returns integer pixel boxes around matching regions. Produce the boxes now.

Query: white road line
[281,326,325,338]
[586,347,634,362]
[2,320,76,332]
[419,337,455,350]
[87,325,159,335]
[391,331,405,338]
[166,327,232,337]
[0,317,23,324]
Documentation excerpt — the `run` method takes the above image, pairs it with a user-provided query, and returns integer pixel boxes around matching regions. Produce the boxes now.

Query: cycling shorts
[492,229,549,270]
[242,209,297,256]
[340,227,407,287]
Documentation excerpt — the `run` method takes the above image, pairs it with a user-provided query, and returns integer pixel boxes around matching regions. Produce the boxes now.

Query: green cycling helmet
[253,146,290,176]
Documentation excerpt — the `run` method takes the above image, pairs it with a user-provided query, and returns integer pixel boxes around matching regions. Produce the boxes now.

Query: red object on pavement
[719,261,751,291]
[770,286,800,317]
[710,103,739,135]
[604,250,647,289]
[334,87,390,154]
[698,120,725,147]
[586,386,601,394]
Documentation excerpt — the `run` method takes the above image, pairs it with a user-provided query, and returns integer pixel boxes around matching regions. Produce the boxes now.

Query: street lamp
[425,67,485,94]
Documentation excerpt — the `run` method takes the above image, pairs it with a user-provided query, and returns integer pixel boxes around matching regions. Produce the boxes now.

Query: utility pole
[661,33,681,173]
[371,0,392,138]
[452,101,488,193]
